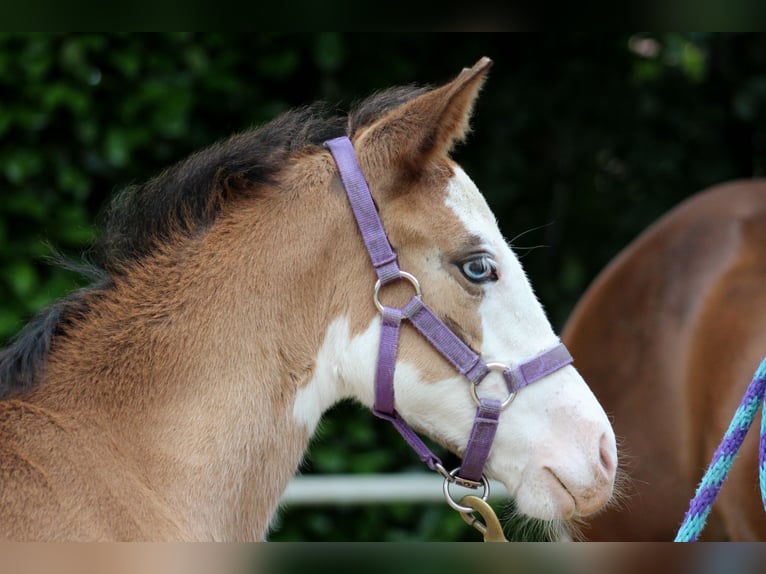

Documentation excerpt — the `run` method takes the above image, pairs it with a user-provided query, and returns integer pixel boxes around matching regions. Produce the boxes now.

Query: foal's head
[0,57,615,538]
[300,58,617,524]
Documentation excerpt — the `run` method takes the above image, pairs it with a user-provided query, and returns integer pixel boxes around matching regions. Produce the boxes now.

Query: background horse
[0,58,615,541]
[563,179,766,540]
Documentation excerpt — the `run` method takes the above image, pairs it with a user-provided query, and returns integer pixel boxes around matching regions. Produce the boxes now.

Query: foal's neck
[38,179,371,540]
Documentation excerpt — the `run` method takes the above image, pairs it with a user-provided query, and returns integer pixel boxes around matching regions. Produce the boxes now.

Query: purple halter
[324,136,573,495]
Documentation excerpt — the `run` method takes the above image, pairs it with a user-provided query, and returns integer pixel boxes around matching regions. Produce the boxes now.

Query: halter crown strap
[323,135,573,486]
[324,137,400,285]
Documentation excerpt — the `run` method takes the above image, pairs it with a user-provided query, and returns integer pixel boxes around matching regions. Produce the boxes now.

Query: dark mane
[97,85,427,271]
[0,85,428,400]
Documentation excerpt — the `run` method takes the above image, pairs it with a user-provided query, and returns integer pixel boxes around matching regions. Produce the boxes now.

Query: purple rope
[675,357,766,542]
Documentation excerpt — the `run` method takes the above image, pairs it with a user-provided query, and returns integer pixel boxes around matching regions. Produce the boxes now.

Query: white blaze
[441,167,616,519]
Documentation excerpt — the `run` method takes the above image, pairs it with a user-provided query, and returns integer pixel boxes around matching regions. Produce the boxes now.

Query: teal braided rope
[675,357,766,542]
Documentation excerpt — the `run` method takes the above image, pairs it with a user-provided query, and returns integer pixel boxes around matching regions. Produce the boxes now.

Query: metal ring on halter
[470,362,516,409]
[373,271,422,314]
[442,467,490,513]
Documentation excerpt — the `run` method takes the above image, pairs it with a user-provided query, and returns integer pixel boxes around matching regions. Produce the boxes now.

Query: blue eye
[461,255,498,283]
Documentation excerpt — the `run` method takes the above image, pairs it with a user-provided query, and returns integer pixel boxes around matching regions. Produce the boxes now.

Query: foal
[0,58,616,540]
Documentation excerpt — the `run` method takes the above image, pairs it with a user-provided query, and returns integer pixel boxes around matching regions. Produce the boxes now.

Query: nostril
[599,432,616,478]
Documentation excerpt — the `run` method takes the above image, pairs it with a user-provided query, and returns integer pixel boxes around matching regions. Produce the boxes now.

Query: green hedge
[1,33,764,541]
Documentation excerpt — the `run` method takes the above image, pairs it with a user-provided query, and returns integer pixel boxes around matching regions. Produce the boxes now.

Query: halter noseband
[324,136,572,506]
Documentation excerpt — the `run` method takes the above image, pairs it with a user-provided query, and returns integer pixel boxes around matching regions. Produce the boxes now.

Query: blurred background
[0,33,765,541]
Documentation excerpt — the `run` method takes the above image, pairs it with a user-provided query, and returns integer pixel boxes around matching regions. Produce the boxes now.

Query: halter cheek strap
[323,136,573,487]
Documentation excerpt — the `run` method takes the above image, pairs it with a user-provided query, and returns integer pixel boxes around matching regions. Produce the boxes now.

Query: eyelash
[460,255,498,283]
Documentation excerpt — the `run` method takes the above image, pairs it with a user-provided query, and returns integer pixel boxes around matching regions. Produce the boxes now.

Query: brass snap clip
[459,495,508,542]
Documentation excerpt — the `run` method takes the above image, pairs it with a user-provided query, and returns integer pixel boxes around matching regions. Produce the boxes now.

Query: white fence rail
[280,474,510,506]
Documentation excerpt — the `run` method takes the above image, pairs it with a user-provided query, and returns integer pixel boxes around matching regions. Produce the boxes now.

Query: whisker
[513,244,549,259]
[499,499,566,541]
[507,223,554,259]
[508,222,554,245]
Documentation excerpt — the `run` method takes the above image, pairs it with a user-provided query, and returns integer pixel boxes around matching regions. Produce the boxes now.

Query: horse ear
[356,57,492,173]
